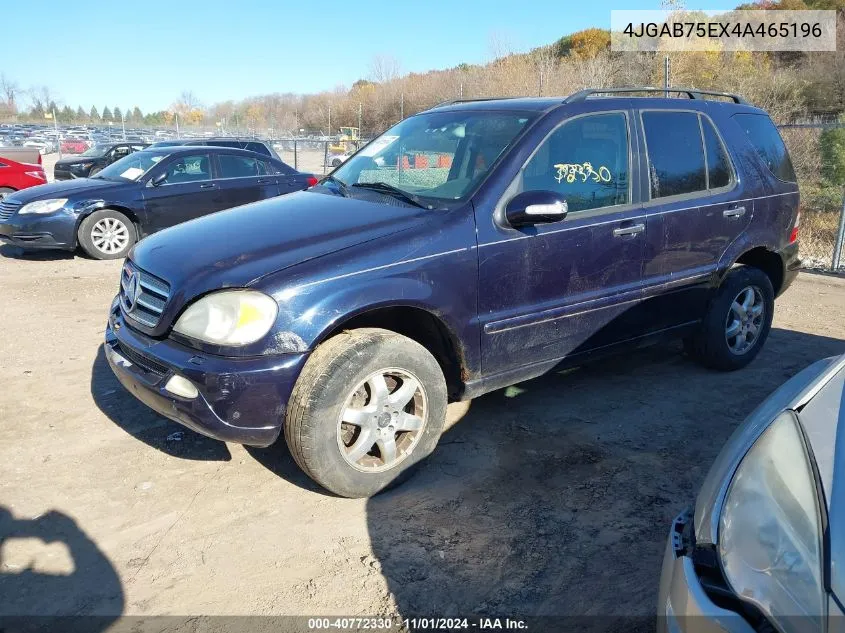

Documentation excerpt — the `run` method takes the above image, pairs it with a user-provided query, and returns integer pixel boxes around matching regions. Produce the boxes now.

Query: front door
[142,152,219,233]
[477,111,646,376]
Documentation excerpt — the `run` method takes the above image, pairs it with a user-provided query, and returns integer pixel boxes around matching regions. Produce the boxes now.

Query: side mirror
[150,172,167,187]
[505,190,568,227]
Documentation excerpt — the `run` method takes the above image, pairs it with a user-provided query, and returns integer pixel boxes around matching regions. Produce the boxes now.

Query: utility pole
[52,108,61,159]
[664,55,671,97]
[121,110,126,141]
[175,112,180,138]
[328,104,332,137]
[400,93,404,120]
[358,102,362,136]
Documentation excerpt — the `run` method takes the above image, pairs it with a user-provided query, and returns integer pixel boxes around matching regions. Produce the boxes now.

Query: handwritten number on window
[553,162,612,184]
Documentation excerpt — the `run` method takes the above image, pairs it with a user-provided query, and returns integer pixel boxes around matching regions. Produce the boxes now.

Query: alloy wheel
[336,368,427,473]
[725,285,765,355]
[91,218,129,255]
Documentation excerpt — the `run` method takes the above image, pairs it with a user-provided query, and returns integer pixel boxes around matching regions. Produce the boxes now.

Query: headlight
[71,162,93,169]
[18,199,68,215]
[719,411,825,632]
[173,290,278,346]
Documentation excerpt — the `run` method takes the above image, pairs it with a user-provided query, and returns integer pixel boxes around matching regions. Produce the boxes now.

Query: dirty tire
[687,266,774,371]
[78,209,136,260]
[285,328,447,498]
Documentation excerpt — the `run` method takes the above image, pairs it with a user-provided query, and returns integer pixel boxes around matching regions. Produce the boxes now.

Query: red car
[60,138,90,154]
[0,157,47,200]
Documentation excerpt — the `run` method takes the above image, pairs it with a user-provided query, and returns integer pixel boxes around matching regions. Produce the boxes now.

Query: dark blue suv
[104,87,801,497]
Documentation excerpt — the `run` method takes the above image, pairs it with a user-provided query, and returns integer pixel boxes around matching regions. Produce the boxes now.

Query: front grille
[120,261,171,328]
[0,200,21,221]
[114,342,169,377]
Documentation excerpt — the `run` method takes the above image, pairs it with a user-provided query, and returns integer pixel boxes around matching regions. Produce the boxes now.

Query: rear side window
[218,154,258,178]
[245,142,271,157]
[642,111,706,198]
[733,113,796,182]
[702,118,732,189]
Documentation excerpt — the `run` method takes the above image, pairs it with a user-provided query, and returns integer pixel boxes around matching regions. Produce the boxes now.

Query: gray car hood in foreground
[693,354,845,598]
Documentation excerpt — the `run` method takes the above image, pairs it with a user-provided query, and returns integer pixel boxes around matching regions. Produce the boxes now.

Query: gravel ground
[0,246,843,629]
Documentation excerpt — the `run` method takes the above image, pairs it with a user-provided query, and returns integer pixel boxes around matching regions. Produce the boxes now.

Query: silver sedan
[658,354,845,633]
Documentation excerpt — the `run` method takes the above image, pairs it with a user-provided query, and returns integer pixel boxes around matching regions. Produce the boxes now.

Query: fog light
[164,375,199,399]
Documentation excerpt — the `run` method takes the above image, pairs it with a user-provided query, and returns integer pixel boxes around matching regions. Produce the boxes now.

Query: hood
[6,177,127,204]
[55,155,102,167]
[130,191,434,333]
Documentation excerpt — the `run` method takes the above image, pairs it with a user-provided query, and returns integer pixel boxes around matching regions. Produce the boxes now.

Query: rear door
[141,152,218,232]
[270,159,312,195]
[639,109,746,330]
[213,153,281,211]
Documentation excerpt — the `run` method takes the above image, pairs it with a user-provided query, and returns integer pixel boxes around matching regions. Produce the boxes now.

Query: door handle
[723,206,746,218]
[199,183,215,189]
[256,178,269,184]
[612,223,645,237]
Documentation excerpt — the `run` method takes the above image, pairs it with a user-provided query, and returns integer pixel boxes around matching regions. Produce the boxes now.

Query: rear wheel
[78,209,136,260]
[285,328,447,498]
[686,266,774,371]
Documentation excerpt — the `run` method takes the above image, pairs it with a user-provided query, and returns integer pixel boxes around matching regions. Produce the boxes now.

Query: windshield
[331,110,535,204]
[80,144,109,157]
[94,150,170,181]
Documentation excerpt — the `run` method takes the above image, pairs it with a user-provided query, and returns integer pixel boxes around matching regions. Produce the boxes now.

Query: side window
[257,159,285,175]
[521,112,629,212]
[160,154,211,184]
[642,111,705,199]
[112,145,131,159]
[702,117,732,189]
[733,113,796,182]
[246,142,272,157]
[218,154,258,178]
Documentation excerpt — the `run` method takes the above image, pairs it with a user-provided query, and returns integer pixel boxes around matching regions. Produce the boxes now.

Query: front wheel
[78,209,137,260]
[686,266,774,371]
[285,328,447,498]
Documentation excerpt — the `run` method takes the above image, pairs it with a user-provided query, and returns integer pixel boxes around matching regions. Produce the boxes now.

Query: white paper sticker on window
[120,167,144,179]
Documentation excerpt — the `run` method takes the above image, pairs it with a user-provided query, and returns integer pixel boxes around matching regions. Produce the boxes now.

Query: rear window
[733,113,796,182]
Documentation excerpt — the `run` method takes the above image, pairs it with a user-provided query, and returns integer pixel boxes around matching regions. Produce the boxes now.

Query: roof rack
[433,96,523,108]
[563,86,748,105]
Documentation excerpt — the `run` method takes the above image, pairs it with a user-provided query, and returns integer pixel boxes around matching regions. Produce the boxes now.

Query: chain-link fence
[779,123,845,274]
[269,138,370,176]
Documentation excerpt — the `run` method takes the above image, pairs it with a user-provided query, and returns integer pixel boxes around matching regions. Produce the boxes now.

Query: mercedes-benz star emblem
[124,272,140,312]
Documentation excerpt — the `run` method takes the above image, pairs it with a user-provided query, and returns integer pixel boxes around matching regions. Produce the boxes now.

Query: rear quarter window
[733,113,796,183]
[245,142,271,157]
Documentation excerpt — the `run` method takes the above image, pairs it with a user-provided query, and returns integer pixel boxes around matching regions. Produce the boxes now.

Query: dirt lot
[0,245,843,629]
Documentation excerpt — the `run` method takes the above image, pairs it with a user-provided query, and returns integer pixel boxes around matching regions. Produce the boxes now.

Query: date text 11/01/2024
[307,617,528,630]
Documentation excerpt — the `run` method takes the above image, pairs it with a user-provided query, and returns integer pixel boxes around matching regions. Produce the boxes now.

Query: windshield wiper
[320,175,350,197]
[351,182,428,209]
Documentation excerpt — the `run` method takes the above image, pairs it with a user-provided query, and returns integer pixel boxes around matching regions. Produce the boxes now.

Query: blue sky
[1,0,739,113]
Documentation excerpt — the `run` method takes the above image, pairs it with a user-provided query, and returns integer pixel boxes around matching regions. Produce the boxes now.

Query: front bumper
[657,509,754,633]
[104,302,308,446]
[0,209,77,250]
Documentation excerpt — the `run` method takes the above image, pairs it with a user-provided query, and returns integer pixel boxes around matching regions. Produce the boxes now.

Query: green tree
[90,105,100,120]
[820,124,845,187]
[113,106,122,121]
[61,105,73,121]
[132,106,143,122]
[76,106,86,121]
[46,100,58,116]
[102,106,113,120]
[30,101,45,120]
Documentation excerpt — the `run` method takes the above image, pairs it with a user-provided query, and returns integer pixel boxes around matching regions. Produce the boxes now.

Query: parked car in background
[659,353,845,633]
[60,138,90,154]
[54,142,149,180]
[326,151,352,169]
[0,147,42,166]
[0,157,47,200]
[23,138,56,155]
[0,146,316,259]
[148,137,281,160]
[102,87,801,498]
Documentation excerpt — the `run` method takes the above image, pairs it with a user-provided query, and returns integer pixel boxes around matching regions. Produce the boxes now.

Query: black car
[54,142,149,180]
[148,137,280,160]
[0,146,317,259]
